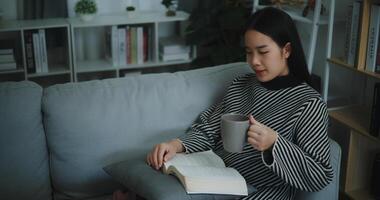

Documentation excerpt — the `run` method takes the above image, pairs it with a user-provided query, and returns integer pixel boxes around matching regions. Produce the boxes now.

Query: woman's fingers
[157,148,167,169]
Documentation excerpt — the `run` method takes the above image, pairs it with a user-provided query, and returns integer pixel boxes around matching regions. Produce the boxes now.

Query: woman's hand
[146,139,184,170]
[247,115,278,151]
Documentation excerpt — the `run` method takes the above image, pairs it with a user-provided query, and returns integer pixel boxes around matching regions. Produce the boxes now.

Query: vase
[127,11,135,18]
[79,14,95,22]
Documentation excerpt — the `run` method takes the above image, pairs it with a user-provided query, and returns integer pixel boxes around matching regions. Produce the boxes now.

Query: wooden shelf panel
[347,188,376,200]
[329,105,380,143]
[328,58,380,80]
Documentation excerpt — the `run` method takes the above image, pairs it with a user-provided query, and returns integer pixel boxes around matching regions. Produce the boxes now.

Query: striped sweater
[179,73,333,200]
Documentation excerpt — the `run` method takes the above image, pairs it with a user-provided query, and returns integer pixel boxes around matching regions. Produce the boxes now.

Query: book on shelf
[159,36,190,54]
[117,27,127,67]
[32,32,42,73]
[160,52,189,62]
[366,4,380,72]
[0,49,13,55]
[0,48,16,71]
[136,26,144,64]
[24,30,36,73]
[0,54,15,63]
[344,1,362,66]
[370,82,380,137]
[105,25,119,67]
[39,29,48,73]
[162,150,248,196]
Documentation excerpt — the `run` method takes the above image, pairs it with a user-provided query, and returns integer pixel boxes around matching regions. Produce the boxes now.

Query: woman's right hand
[146,139,184,170]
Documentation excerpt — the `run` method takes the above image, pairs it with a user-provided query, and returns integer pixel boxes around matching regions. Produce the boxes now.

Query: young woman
[146,7,333,200]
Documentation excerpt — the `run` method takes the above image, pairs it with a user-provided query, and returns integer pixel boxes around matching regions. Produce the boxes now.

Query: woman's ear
[283,42,291,58]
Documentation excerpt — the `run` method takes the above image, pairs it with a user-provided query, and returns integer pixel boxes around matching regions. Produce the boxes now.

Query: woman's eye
[259,51,269,54]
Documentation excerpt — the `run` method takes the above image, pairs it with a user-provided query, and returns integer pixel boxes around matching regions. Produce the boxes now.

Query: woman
[146,7,333,200]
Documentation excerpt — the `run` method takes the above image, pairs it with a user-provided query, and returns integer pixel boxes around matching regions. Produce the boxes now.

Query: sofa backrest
[0,81,52,200]
[42,62,252,199]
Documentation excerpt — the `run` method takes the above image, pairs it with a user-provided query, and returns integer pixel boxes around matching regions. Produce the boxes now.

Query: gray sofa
[0,62,341,200]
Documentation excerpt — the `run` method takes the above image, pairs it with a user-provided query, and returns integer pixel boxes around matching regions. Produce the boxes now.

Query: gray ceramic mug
[221,113,249,153]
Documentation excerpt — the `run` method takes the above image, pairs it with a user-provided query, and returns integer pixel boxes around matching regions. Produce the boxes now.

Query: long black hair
[245,7,312,87]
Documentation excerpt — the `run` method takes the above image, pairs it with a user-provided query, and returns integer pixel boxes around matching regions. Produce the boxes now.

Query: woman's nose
[248,55,260,66]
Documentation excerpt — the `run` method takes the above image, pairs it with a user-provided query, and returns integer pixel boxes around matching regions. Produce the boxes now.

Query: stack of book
[24,29,49,74]
[159,36,190,62]
[0,49,17,71]
[106,25,153,68]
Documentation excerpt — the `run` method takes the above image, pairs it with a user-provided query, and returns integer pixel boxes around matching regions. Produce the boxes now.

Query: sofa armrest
[295,139,341,200]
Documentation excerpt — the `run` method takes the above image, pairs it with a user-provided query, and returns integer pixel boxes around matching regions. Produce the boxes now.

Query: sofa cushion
[0,81,52,200]
[42,63,251,199]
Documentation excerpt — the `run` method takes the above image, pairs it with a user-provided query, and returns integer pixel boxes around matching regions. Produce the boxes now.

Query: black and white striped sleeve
[262,97,333,192]
[178,102,224,153]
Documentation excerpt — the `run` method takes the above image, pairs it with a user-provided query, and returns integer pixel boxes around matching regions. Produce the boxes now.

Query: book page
[168,165,248,195]
[163,150,225,173]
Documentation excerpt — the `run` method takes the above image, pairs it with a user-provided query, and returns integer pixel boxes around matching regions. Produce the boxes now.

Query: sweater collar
[259,74,303,90]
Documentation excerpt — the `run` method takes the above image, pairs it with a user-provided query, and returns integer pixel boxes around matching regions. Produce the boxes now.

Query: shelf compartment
[328,58,380,80]
[329,105,380,143]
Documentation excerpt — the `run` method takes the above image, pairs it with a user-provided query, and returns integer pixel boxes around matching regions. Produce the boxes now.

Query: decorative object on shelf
[302,0,327,17]
[75,0,97,21]
[126,6,136,18]
[161,0,178,16]
[186,0,250,67]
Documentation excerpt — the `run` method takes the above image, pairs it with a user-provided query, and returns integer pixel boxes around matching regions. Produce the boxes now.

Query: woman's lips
[255,69,265,75]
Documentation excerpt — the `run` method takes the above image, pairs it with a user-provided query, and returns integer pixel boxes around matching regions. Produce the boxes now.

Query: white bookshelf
[0,11,194,85]
[69,11,195,82]
[0,18,72,86]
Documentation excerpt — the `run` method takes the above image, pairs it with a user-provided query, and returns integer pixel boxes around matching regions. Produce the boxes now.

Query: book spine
[137,26,144,64]
[24,31,36,73]
[344,5,353,65]
[32,33,42,73]
[349,1,362,66]
[126,26,132,64]
[366,4,380,72]
[376,32,380,72]
[370,83,380,137]
[148,26,153,62]
[111,25,119,67]
[143,26,148,62]
[118,27,126,67]
[131,27,137,64]
[39,29,48,73]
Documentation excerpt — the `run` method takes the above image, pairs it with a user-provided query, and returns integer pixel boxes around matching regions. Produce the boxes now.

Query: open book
[162,150,248,196]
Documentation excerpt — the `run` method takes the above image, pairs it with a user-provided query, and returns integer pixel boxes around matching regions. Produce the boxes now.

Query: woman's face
[244,30,290,82]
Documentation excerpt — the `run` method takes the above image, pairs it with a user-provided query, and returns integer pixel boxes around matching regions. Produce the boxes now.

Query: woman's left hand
[247,115,278,151]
